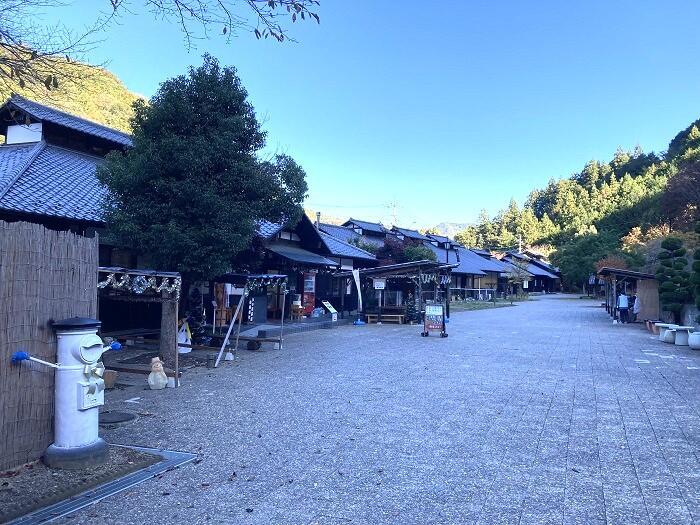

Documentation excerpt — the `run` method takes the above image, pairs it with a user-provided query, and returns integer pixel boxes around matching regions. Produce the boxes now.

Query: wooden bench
[366,314,405,324]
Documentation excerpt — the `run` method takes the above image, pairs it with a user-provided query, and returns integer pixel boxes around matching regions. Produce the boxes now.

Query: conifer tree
[656,237,691,323]
[692,222,700,323]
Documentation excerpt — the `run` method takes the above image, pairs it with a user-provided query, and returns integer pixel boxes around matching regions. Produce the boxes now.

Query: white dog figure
[148,357,168,390]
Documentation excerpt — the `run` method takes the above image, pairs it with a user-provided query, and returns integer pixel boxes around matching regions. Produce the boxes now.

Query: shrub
[658,236,691,323]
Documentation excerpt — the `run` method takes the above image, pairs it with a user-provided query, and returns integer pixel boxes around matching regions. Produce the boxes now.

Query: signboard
[321,300,338,322]
[422,303,447,337]
[373,278,386,290]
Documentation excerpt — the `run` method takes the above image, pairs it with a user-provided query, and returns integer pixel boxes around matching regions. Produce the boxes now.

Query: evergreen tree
[454,226,478,248]
[405,293,418,323]
[99,55,308,281]
[656,237,692,324]
[692,223,700,323]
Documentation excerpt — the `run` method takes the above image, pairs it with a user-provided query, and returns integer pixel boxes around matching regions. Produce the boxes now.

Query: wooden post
[278,282,286,350]
[340,278,346,319]
[446,274,451,317]
[160,295,178,385]
[216,291,246,367]
[612,276,618,319]
[417,267,423,320]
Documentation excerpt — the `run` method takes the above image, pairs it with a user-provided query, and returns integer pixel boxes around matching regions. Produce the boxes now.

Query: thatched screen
[0,220,97,471]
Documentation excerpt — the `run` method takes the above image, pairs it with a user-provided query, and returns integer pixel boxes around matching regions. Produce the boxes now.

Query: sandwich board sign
[422,303,447,338]
[321,300,338,322]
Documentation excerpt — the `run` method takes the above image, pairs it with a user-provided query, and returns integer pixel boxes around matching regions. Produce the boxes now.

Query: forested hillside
[0,60,140,133]
[455,118,700,289]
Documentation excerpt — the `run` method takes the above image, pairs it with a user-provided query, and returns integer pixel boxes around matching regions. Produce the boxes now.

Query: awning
[334,260,456,278]
[267,243,338,267]
[597,267,655,280]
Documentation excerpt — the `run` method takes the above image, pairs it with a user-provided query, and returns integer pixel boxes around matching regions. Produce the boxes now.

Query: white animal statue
[147,357,168,390]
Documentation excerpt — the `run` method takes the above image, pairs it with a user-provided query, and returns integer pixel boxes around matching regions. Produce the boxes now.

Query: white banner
[352,269,362,312]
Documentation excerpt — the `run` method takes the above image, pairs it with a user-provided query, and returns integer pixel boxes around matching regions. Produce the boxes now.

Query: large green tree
[99,55,307,280]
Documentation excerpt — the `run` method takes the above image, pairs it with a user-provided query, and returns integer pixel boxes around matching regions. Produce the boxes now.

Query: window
[382,290,403,306]
[279,231,300,241]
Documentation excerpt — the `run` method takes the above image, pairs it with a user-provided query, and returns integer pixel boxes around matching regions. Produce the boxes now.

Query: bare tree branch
[0,0,321,97]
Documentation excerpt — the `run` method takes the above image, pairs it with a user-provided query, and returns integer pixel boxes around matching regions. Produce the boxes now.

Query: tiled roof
[267,243,337,266]
[319,231,376,260]
[459,247,508,274]
[422,241,456,264]
[529,258,561,276]
[0,143,107,223]
[393,226,430,241]
[318,223,360,244]
[256,219,284,239]
[498,259,535,278]
[460,248,509,274]
[523,262,559,279]
[427,233,449,243]
[319,223,391,249]
[343,218,386,234]
[5,95,133,147]
[422,242,486,275]
[0,142,43,197]
[504,252,560,279]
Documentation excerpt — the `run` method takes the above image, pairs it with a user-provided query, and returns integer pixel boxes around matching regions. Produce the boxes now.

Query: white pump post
[43,317,113,469]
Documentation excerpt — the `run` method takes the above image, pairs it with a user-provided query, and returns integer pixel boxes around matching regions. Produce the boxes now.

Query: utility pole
[387,200,399,226]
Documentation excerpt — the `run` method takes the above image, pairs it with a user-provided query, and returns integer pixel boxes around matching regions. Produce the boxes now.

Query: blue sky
[44,1,700,227]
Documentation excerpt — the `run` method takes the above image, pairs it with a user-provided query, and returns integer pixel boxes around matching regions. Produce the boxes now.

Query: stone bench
[654,323,678,342]
[670,326,695,346]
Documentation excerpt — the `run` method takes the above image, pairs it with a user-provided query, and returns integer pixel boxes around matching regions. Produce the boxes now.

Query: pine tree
[656,237,691,324]
[405,293,418,323]
[692,222,700,323]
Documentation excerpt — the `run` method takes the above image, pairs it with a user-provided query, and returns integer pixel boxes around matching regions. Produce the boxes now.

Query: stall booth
[335,260,456,324]
[598,267,659,322]
[96,267,183,382]
[210,274,289,366]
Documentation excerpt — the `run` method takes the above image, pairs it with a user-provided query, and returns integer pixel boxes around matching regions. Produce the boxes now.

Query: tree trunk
[160,296,178,383]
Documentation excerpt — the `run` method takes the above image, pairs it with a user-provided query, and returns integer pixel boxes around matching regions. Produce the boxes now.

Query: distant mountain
[429,222,471,238]
[305,209,346,226]
[0,56,141,133]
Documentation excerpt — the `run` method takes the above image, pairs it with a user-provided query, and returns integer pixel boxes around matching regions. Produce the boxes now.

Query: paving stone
[53,295,700,524]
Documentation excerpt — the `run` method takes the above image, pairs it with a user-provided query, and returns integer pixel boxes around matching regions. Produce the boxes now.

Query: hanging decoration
[98,269,182,301]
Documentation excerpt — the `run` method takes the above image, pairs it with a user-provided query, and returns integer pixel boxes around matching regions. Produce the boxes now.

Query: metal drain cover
[99,411,136,425]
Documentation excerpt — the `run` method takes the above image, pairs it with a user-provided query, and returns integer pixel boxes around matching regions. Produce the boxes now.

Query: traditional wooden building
[392,226,431,243]
[502,251,560,293]
[0,95,132,470]
[250,215,376,319]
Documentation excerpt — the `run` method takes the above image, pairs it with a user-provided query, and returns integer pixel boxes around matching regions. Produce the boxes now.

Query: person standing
[617,292,629,323]
[632,294,641,323]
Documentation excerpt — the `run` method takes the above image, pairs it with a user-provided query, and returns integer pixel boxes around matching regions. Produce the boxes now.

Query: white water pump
[12,317,120,469]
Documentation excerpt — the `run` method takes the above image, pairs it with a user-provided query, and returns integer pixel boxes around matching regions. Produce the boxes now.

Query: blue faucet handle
[110,341,122,351]
[12,351,30,363]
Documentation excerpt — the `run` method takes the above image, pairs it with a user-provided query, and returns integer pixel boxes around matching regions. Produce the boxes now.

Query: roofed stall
[336,260,455,324]
[597,267,659,322]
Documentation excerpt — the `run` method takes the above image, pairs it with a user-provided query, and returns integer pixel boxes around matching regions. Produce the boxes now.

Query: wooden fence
[0,221,97,471]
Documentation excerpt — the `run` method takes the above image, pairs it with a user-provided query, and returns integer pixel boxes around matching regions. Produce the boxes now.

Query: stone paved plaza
[60,295,700,524]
